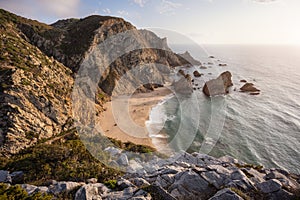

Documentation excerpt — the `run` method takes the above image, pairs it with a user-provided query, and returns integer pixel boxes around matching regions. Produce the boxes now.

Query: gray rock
[131,178,150,187]
[269,188,294,200]
[49,181,83,195]
[87,178,98,184]
[201,171,224,189]
[169,169,214,199]
[209,188,243,200]
[266,171,288,180]
[0,170,11,183]
[104,147,122,157]
[117,154,129,166]
[21,184,38,195]
[208,165,231,175]
[256,179,282,194]
[243,168,265,184]
[203,71,233,97]
[145,185,176,200]
[75,183,109,200]
[175,152,198,165]
[218,155,238,164]
[117,178,135,190]
[35,186,49,194]
[10,171,24,184]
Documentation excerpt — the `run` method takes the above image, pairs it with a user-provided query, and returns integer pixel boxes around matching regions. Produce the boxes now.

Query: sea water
[147,44,300,174]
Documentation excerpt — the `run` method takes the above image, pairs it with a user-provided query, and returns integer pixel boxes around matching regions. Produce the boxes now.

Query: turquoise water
[149,45,300,174]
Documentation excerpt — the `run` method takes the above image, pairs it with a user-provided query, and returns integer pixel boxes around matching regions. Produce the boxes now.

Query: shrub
[0,183,53,200]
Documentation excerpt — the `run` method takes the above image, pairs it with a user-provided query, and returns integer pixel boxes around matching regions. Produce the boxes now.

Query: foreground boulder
[2,152,300,199]
[209,188,243,200]
[203,71,233,97]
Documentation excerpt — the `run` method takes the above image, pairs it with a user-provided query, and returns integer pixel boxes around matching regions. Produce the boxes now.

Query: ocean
[147,44,300,174]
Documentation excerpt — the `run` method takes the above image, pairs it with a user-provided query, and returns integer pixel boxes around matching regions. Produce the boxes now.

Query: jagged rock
[172,77,193,95]
[268,188,294,200]
[145,185,176,200]
[209,188,243,200]
[193,70,202,77]
[240,83,260,92]
[169,169,215,199]
[75,183,109,200]
[21,184,39,195]
[131,178,150,187]
[10,171,24,184]
[201,171,224,189]
[117,178,135,190]
[35,186,49,194]
[117,154,129,166]
[0,170,11,183]
[104,147,122,157]
[87,178,98,184]
[48,181,83,195]
[256,179,282,194]
[177,51,201,66]
[203,71,233,97]
[218,155,239,164]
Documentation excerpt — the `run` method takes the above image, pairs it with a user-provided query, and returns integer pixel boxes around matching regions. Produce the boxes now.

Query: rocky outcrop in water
[240,83,260,93]
[203,71,233,97]
[177,51,201,66]
[172,77,193,95]
[193,70,202,77]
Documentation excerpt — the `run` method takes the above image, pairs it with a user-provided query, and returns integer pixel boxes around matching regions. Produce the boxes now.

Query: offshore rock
[203,71,233,97]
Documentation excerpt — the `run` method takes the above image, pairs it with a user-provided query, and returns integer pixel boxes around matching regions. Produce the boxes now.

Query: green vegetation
[0,129,157,186]
[104,179,117,189]
[110,139,155,154]
[0,131,123,186]
[235,163,263,171]
[0,183,52,200]
[21,79,31,86]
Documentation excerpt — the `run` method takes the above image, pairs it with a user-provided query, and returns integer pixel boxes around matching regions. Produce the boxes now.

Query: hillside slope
[0,9,189,155]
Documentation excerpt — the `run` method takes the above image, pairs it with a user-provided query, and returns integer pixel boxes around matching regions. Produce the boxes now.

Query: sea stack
[203,71,233,97]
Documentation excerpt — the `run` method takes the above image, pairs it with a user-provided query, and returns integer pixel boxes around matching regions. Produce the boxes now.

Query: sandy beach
[99,87,172,148]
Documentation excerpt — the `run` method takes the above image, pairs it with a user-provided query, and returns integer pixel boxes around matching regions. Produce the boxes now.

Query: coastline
[99,87,172,149]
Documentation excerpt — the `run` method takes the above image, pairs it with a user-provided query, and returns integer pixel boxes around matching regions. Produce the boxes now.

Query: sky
[0,0,300,44]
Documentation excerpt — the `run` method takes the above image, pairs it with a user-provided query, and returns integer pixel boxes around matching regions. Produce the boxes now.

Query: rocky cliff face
[0,9,189,155]
[0,12,74,154]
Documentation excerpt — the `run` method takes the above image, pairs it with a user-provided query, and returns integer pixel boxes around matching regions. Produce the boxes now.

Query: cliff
[0,9,189,155]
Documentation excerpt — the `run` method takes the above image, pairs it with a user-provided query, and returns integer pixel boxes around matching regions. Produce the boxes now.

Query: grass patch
[0,132,123,186]
[0,183,53,200]
[235,163,263,171]
[104,179,117,189]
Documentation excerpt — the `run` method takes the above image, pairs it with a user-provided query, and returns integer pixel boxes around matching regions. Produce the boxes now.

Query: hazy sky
[0,0,299,44]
